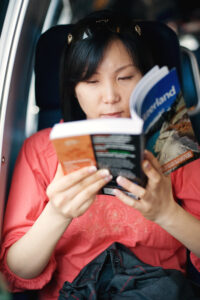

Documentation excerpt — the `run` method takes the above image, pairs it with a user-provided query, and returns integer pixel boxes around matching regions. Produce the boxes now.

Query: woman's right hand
[6,164,112,280]
[46,164,112,221]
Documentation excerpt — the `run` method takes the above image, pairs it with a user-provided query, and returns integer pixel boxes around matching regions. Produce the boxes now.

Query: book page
[137,66,169,116]
[50,118,143,138]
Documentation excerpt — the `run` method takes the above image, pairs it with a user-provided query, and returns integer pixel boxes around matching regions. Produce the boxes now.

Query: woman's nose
[102,82,120,104]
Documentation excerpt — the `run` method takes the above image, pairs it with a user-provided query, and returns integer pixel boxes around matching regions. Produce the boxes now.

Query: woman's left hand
[113,150,178,225]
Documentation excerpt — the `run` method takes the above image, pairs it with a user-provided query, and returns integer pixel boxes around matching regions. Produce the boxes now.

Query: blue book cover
[141,68,180,133]
[137,68,200,174]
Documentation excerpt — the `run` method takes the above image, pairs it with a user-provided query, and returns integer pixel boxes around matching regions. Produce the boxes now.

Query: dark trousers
[59,243,200,300]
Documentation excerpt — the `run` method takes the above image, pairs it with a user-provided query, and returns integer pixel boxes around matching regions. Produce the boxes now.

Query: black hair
[60,10,155,122]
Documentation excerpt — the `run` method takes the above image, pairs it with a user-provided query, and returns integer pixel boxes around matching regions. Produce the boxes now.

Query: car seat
[34,21,183,130]
[34,24,73,130]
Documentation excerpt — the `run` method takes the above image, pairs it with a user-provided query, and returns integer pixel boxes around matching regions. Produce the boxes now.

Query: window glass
[0,0,9,37]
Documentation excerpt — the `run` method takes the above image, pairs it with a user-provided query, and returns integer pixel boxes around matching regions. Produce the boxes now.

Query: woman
[1,10,200,300]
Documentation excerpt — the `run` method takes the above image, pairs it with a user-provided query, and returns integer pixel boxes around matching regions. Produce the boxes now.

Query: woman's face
[75,39,143,119]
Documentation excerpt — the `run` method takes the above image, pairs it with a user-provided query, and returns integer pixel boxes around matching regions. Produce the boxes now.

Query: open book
[50,66,200,196]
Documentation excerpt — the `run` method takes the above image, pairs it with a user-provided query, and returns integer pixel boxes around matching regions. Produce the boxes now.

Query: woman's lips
[100,112,123,118]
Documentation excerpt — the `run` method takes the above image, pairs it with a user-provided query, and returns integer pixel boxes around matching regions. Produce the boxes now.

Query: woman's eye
[86,79,98,84]
[118,75,134,81]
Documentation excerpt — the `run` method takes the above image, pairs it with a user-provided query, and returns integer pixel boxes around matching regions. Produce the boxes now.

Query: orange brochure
[52,135,97,174]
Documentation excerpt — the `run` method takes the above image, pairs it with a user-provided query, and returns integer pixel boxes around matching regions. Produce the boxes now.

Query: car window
[0,0,9,37]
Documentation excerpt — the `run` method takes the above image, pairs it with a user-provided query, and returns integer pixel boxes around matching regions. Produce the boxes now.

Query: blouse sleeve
[171,158,200,272]
[0,131,57,291]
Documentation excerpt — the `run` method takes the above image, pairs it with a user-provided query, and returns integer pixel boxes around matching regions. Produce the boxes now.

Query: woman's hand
[113,150,177,225]
[46,164,112,221]
[6,164,112,280]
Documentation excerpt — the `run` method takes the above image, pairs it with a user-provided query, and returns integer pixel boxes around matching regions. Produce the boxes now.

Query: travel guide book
[50,65,200,196]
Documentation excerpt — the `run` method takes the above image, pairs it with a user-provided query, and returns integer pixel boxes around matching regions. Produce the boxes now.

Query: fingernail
[113,189,121,196]
[88,166,97,173]
[143,161,150,170]
[99,169,110,177]
[104,174,113,182]
[116,176,125,185]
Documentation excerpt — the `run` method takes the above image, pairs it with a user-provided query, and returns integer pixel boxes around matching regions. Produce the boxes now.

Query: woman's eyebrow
[92,64,135,75]
[114,64,135,73]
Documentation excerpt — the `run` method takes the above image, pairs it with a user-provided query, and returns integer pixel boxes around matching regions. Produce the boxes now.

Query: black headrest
[34,21,181,117]
[137,21,181,80]
[35,24,73,111]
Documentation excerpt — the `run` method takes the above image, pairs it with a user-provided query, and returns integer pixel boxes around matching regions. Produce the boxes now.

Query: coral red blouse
[1,128,200,300]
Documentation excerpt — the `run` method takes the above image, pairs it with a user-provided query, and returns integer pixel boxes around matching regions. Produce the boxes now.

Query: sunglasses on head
[67,18,142,45]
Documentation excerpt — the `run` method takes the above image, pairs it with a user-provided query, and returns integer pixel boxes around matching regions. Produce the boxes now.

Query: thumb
[54,163,65,180]
[46,163,65,197]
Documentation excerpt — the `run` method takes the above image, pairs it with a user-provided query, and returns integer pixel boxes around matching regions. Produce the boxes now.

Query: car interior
[0,0,200,299]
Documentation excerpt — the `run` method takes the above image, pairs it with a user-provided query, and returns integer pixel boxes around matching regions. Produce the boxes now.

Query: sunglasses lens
[68,18,141,45]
